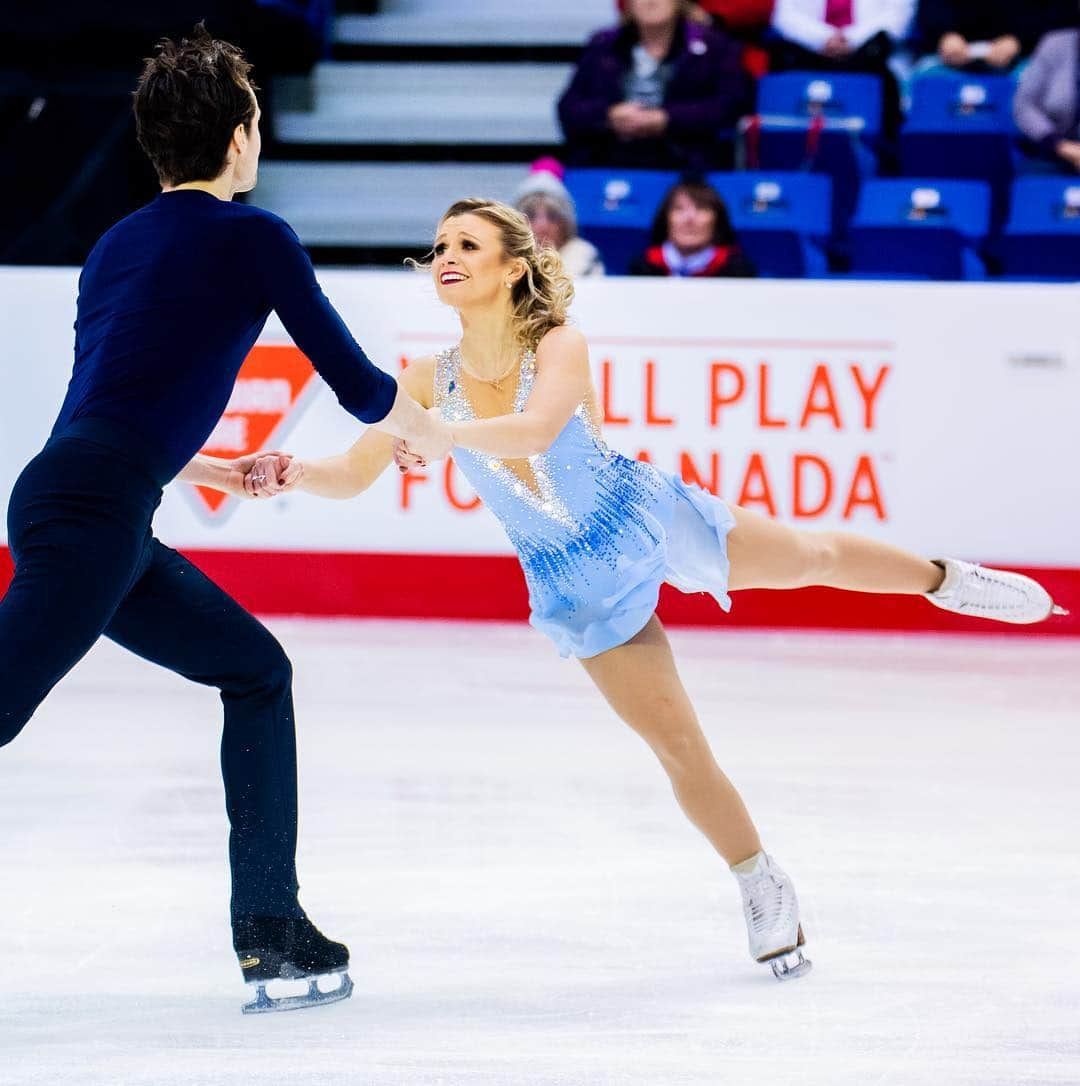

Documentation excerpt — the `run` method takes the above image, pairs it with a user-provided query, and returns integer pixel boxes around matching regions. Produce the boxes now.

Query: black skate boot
[233,913,353,1014]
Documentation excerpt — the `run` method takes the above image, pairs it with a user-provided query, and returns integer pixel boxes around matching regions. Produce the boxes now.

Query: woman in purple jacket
[558,0,750,171]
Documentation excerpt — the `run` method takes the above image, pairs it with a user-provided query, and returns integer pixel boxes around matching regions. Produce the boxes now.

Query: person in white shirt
[769,0,916,139]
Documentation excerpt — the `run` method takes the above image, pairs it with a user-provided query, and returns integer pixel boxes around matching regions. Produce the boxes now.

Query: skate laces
[956,564,1031,613]
[741,871,790,935]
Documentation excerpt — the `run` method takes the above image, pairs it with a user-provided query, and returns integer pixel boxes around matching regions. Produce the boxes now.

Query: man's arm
[250,215,451,461]
[176,453,266,496]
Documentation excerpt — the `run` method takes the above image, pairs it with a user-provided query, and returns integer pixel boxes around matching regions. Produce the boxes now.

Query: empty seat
[1001,178,1080,281]
[745,72,882,233]
[563,169,679,275]
[755,72,883,134]
[848,179,991,280]
[900,75,1015,224]
[706,171,832,277]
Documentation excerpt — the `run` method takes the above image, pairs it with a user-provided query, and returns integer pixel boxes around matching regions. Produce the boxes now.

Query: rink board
[1,269,1078,633]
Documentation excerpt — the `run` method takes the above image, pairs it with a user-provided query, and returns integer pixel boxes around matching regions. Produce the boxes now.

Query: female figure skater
[252,199,1063,981]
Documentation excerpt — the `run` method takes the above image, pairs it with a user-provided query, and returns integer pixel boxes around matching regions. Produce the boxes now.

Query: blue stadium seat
[563,169,678,275]
[848,179,991,280]
[746,71,882,234]
[900,75,1015,225]
[706,171,831,278]
[1001,177,1080,281]
[756,72,883,135]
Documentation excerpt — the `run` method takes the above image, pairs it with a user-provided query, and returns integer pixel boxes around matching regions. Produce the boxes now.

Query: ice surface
[1,620,1077,1085]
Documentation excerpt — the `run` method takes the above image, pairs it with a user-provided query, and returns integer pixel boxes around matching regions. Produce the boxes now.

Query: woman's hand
[241,452,304,498]
[393,406,443,473]
[609,101,667,140]
[393,439,428,474]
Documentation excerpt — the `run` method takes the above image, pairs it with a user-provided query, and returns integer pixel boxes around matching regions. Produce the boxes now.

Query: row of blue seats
[739,70,1047,235]
[566,169,1080,281]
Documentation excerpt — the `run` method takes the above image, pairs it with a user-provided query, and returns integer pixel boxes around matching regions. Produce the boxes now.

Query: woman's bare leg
[580,615,761,865]
[726,504,945,594]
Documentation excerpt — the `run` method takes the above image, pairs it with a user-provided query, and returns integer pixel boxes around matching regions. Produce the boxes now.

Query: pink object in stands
[529,156,566,181]
[824,0,853,28]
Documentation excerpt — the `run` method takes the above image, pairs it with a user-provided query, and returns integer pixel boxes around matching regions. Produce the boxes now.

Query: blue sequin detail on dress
[436,346,736,658]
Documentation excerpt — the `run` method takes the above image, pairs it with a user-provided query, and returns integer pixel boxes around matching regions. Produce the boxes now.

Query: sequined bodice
[434,345,670,591]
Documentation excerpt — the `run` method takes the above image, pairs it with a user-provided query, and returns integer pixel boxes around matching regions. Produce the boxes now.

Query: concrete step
[275,61,570,146]
[253,161,528,247]
[334,0,611,46]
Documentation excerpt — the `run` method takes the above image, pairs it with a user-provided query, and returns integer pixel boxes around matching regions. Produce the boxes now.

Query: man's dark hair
[133,24,258,186]
[650,180,738,247]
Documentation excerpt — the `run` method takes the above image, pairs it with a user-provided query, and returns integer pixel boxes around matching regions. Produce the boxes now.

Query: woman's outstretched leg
[726,504,943,594]
[724,504,1061,623]
[580,615,760,865]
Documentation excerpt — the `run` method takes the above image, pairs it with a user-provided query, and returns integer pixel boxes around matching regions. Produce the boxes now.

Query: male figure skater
[0,26,451,1013]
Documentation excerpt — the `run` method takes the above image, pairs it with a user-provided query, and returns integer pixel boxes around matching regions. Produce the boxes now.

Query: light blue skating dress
[436,345,737,658]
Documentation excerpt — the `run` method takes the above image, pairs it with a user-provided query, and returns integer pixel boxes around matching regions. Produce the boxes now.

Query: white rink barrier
[2,268,1078,571]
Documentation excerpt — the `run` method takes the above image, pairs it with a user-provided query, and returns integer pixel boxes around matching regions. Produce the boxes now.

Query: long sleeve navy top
[51,189,398,482]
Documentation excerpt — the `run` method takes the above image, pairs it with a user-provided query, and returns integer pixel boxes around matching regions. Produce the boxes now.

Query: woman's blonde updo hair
[423,197,575,350]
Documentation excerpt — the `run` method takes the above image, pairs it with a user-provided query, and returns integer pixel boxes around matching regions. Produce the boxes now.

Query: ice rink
[1,618,1077,1086]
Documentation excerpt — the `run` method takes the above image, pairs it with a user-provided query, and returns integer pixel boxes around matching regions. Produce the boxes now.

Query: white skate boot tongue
[731,851,768,879]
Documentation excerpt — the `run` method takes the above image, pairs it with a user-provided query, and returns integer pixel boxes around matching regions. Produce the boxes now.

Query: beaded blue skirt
[436,346,736,660]
[525,467,736,659]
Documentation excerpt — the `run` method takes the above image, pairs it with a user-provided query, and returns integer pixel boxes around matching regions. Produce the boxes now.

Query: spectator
[514,159,606,277]
[629,179,758,275]
[616,0,775,36]
[1014,27,1080,174]
[768,1,915,138]
[616,0,776,78]
[916,1,1077,72]
[558,0,750,171]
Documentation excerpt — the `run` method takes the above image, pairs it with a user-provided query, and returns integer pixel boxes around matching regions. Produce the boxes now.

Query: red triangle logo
[193,345,318,514]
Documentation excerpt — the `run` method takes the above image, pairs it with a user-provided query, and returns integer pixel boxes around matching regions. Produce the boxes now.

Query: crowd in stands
[519,0,1080,279]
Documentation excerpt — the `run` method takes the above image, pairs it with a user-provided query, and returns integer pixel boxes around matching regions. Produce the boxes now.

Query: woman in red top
[629,179,758,277]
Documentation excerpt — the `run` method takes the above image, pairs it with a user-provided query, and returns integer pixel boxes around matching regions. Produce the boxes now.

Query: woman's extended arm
[297,356,437,499]
[448,327,591,458]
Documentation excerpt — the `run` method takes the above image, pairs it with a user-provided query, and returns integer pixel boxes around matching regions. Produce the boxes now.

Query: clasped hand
[233,451,304,499]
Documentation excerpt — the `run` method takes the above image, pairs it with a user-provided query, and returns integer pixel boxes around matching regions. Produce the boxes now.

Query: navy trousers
[0,428,302,921]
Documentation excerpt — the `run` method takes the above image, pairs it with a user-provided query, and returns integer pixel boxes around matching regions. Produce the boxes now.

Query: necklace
[458,348,520,393]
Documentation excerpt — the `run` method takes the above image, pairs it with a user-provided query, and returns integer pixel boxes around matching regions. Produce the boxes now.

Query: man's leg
[102,538,301,920]
[0,456,151,746]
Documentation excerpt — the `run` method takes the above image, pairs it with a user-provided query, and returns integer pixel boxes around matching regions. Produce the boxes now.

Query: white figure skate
[924,559,1067,624]
[733,853,812,981]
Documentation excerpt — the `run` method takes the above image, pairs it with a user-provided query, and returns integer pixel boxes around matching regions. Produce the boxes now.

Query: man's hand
[938,32,970,66]
[986,34,1020,69]
[404,407,453,464]
[239,452,304,499]
[213,451,286,499]
[822,31,852,59]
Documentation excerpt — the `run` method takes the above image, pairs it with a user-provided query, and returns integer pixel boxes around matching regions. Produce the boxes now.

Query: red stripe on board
[3,545,1075,636]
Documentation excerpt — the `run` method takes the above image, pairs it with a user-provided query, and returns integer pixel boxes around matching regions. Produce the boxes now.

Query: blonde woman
[250,199,1063,981]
